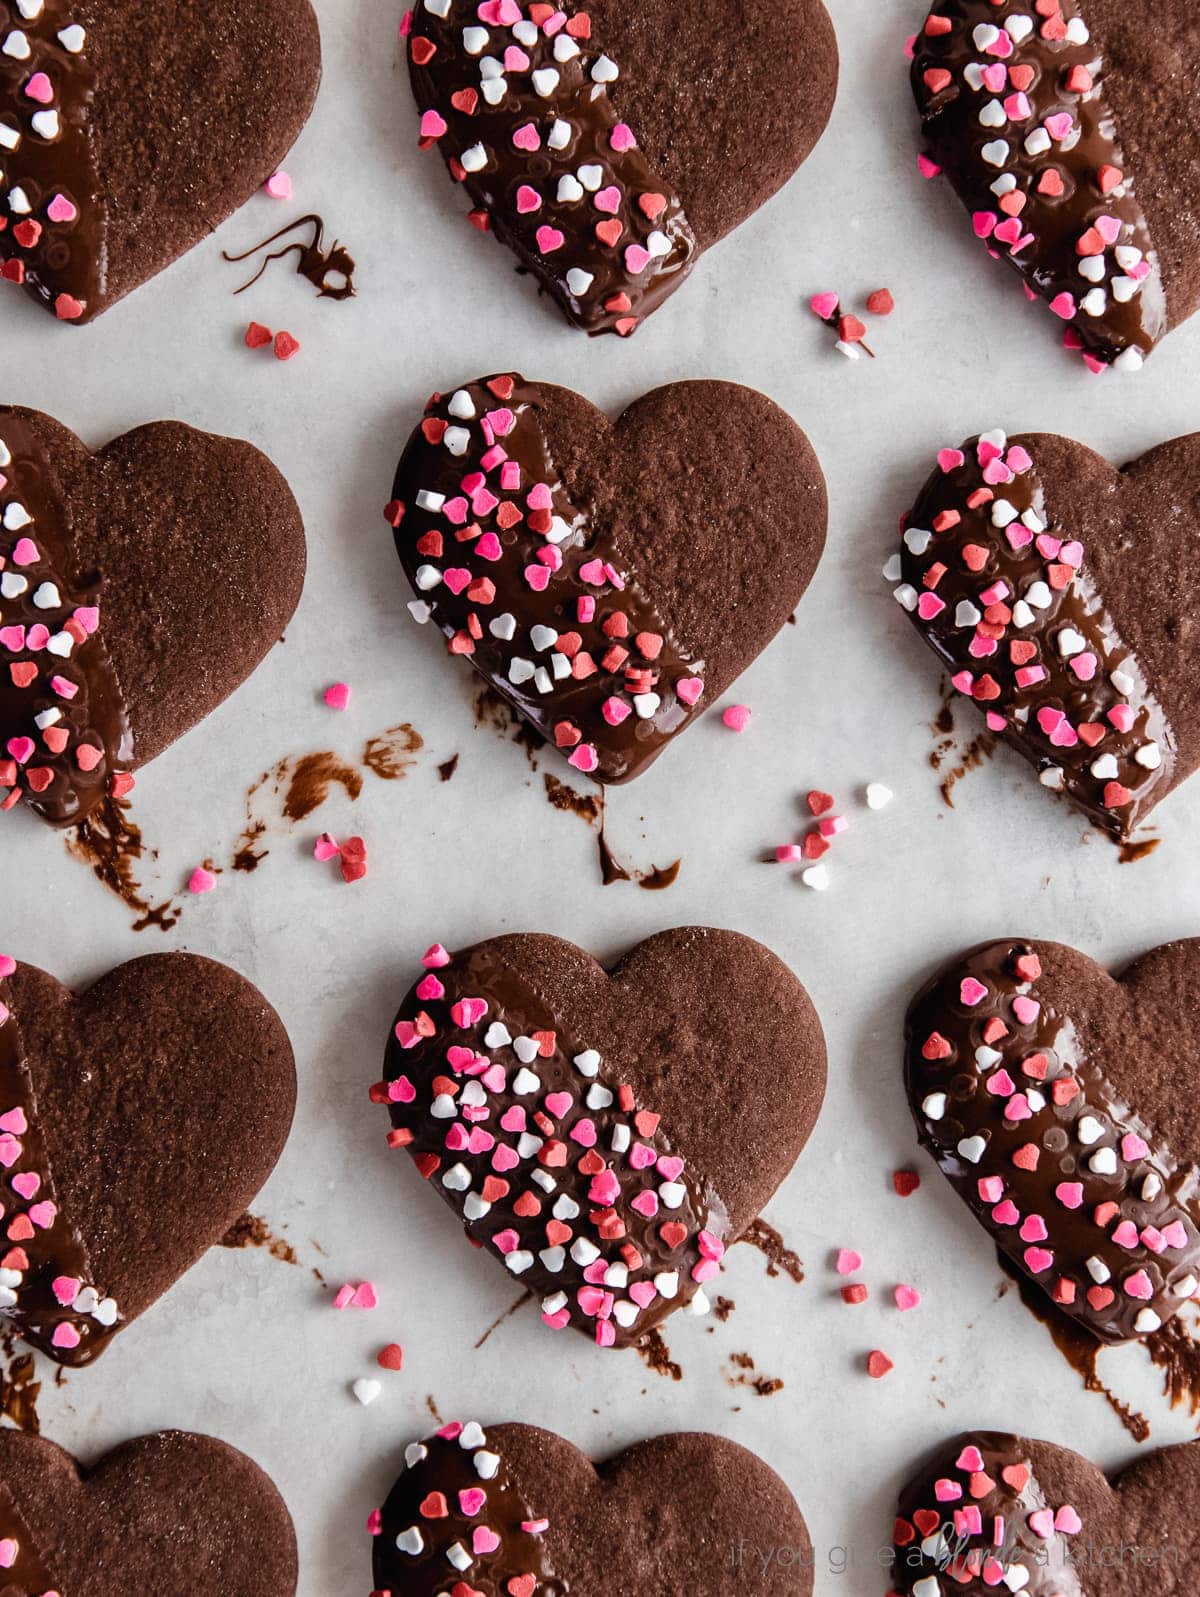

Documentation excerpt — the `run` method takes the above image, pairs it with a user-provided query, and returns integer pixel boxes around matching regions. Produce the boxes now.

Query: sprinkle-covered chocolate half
[372,1420,813,1595]
[402,0,836,333]
[0,406,305,827]
[892,1429,1200,1596]
[889,428,1200,843]
[906,937,1200,1344]
[0,0,321,324]
[0,951,295,1365]
[0,1428,297,1596]
[374,929,826,1348]
[390,376,826,783]
[912,0,1171,370]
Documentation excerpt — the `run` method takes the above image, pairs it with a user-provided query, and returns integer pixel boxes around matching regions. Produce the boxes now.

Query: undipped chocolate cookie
[910,1,1200,372]
[0,949,296,1364]
[0,406,306,827]
[889,428,1199,843]
[905,937,1200,1345]
[892,1430,1200,1595]
[0,1428,297,1595]
[0,0,322,324]
[402,0,837,333]
[389,375,827,784]
[373,928,826,1348]
[373,1420,812,1595]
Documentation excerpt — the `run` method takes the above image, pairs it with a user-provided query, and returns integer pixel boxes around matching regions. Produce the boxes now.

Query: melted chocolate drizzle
[221,212,357,300]
[913,0,1166,369]
[406,0,694,335]
[907,941,1200,1345]
[894,1433,1085,1596]
[0,0,100,322]
[393,374,706,785]
[0,967,121,1366]
[374,1422,565,1596]
[378,942,726,1349]
[898,432,1173,841]
[0,413,133,827]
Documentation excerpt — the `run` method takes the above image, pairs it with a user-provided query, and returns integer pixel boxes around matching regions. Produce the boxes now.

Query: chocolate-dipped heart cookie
[905,937,1200,1346]
[0,1428,297,1595]
[373,929,826,1347]
[890,428,1197,842]
[403,0,836,334]
[373,1419,812,1594]
[0,949,295,1364]
[389,375,827,783]
[910,1,1191,372]
[0,0,322,324]
[892,1430,1199,1595]
[0,406,305,826]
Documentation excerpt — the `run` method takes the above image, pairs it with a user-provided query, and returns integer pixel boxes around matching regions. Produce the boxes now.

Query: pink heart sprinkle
[1095,214,1121,244]
[11,538,38,566]
[314,833,341,861]
[1056,1182,1083,1209]
[419,109,447,139]
[630,1190,657,1218]
[809,292,839,320]
[499,1106,525,1132]
[323,681,351,711]
[937,449,965,473]
[894,1284,921,1312]
[1044,112,1073,140]
[1049,292,1077,320]
[835,1248,863,1275]
[544,1091,572,1118]
[610,123,636,151]
[51,1322,81,1349]
[24,72,53,104]
[594,185,621,214]
[1055,1507,1082,1535]
[51,1275,79,1306]
[512,122,540,151]
[992,1200,1020,1225]
[535,225,563,254]
[1028,1509,1055,1540]
[11,1171,38,1199]
[265,170,293,200]
[1024,1246,1054,1274]
[624,243,651,273]
[568,743,598,773]
[352,1281,378,1309]
[960,977,988,1007]
[629,1280,657,1307]
[516,183,541,214]
[473,1527,500,1555]
[492,1143,519,1172]
[676,676,703,706]
[28,1201,55,1229]
[0,627,25,652]
[441,567,472,596]
[657,1156,684,1182]
[502,45,530,70]
[476,532,502,560]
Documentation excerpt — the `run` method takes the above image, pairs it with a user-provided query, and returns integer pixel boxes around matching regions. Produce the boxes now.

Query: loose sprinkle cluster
[315,832,368,883]
[833,1240,923,1375]
[0,419,132,824]
[0,1,92,321]
[0,956,120,1363]
[373,943,722,1347]
[373,1422,555,1594]
[908,942,1200,1341]
[390,376,706,784]
[244,321,301,360]
[774,782,894,892]
[404,0,695,334]
[807,288,894,359]
[894,1436,1082,1595]
[911,0,1165,370]
[890,430,1172,839]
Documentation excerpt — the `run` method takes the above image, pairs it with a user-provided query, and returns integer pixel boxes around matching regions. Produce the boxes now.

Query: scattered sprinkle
[866,782,894,810]
[265,170,293,201]
[187,866,217,895]
[806,790,835,816]
[892,1169,921,1198]
[314,832,341,861]
[377,1343,404,1371]
[324,682,352,712]
[894,1284,922,1312]
[340,835,368,883]
[245,321,272,349]
[801,864,830,892]
[866,1349,894,1379]
[841,1283,868,1305]
[334,1281,379,1310]
[721,704,751,733]
[274,330,301,361]
[836,1248,863,1276]
[353,1377,382,1406]
[866,288,895,317]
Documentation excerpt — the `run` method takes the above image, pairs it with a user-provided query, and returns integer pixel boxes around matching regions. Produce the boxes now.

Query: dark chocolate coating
[0,405,306,826]
[375,1421,813,1595]
[0,1429,298,1596]
[0,0,323,323]
[898,430,1200,840]
[404,0,836,331]
[905,937,1200,1345]
[4,952,296,1362]
[391,375,826,784]
[893,1429,1200,1597]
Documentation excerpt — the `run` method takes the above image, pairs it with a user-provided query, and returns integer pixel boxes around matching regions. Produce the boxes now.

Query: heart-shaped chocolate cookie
[0,405,306,826]
[403,0,836,334]
[890,428,1200,842]
[892,1429,1200,1595]
[374,928,826,1347]
[910,1,1196,371]
[0,1428,297,1595]
[389,375,827,783]
[0,949,296,1364]
[373,1419,811,1595]
[905,937,1200,1345]
[0,0,322,324]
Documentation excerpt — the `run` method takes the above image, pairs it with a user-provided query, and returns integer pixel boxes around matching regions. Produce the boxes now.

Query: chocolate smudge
[939,733,996,810]
[738,1218,804,1283]
[362,723,424,782]
[544,772,601,825]
[474,1290,533,1350]
[426,1394,444,1424]
[542,775,680,889]
[998,1249,1150,1442]
[713,1295,736,1323]
[66,795,180,933]
[635,1327,682,1381]
[1119,837,1161,865]
[1145,1313,1200,1425]
[637,859,681,891]
[222,213,356,300]
[0,1334,40,1433]
[438,754,460,783]
[282,752,363,823]
[219,1212,299,1266]
[725,1351,783,1396]
[474,684,543,770]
